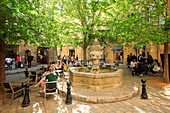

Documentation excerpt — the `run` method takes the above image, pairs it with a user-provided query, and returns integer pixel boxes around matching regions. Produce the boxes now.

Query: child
[12,58,16,70]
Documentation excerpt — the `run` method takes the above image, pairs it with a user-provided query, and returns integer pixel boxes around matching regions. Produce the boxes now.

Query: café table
[12,78,32,95]
[55,70,63,73]
[55,70,63,77]
[29,69,43,84]
[12,78,32,88]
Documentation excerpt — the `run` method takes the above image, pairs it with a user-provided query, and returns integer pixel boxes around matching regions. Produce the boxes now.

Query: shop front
[37,47,49,64]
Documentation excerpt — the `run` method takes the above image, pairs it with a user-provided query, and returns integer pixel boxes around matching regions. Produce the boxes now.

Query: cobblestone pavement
[0,65,170,113]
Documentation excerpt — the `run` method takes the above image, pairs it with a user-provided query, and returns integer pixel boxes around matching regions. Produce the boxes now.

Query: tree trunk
[0,38,6,91]
[83,40,87,65]
[83,48,87,65]
[164,0,170,83]
[83,33,88,65]
[164,42,169,83]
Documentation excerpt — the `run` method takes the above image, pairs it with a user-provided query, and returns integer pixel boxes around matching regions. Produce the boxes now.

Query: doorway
[37,47,49,64]
[69,49,75,57]
[25,50,31,65]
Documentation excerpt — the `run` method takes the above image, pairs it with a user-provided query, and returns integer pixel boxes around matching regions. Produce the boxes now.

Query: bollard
[24,68,29,78]
[22,83,30,107]
[65,81,72,104]
[141,79,148,99]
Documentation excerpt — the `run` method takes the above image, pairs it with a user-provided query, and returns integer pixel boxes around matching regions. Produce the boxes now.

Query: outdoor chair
[44,81,58,98]
[29,71,41,84]
[24,70,30,78]
[1,82,24,99]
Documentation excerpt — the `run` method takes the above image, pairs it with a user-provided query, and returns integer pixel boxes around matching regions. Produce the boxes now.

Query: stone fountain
[59,40,139,103]
[69,40,123,91]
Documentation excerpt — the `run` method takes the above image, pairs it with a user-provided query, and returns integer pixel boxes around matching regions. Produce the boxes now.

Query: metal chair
[44,81,58,98]
[24,70,30,78]
[1,82,24,99]
[29,71,42,84]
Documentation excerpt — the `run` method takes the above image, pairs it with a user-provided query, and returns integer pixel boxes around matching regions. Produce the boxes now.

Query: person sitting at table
[57,60,67,79]
[143,59,149,75]
[136,61,147,77]
[55,60,62,70]
[61,60,67,71]
[130,58,138,76]
[150,59,161,74]
[35,64,60,93]
[42,65,51,77]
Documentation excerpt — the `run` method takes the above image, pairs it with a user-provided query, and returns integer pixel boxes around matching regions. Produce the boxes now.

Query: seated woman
[42,65,51,77]
[58,60,68,79]
[61,60,67,71]
[35,64,60,93]
[56,60,62,70]
[150,59,161,74]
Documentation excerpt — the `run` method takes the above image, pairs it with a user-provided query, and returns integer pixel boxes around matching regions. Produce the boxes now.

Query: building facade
[58,43,165,67]
[6,40,167,67]
[6,40,57,67]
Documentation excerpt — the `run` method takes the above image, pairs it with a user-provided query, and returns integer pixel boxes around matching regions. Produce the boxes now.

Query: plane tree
[58,0,170,82]
[0,0,63,83]
[111,0,170,83]
[55,0,125,64]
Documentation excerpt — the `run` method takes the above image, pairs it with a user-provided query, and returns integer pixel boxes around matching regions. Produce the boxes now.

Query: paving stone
[1,64,170,112]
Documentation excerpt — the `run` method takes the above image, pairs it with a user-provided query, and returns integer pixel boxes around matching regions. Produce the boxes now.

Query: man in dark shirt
[28,54,34,68]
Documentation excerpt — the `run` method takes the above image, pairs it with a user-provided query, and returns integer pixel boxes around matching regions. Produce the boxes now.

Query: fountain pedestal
[89,40,103,74]
[69,39,123,91]
[69,67,123,91]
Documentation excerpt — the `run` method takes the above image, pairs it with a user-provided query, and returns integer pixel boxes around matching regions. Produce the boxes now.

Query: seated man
[137,61,147,77]
[130,58,138,76]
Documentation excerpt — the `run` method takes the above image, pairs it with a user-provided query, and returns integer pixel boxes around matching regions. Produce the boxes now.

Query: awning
[134,46,140,49]
[111,46,122,51]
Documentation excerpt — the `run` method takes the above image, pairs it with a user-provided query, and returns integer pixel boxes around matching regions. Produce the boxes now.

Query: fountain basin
[69,67,123,91]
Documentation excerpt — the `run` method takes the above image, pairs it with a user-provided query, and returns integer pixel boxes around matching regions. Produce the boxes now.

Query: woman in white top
[151,59,161,74]
[5,57,12,70]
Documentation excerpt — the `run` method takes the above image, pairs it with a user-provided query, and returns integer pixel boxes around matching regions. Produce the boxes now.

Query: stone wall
[19,40,37,66]
[58,45,85,60]
[48,46,57,63]
[15,40,170,66]
[105,43,168,65]
[105,44,113,63]
[123,46,136,64]
[17,40,57,66]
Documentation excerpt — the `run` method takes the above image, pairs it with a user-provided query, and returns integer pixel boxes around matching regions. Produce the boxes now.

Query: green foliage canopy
[0,0,169,49]
[0,0,64,47]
